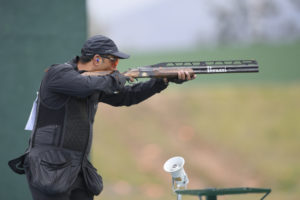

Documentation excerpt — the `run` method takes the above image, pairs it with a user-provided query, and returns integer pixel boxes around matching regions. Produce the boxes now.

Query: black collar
[69,56,87,74]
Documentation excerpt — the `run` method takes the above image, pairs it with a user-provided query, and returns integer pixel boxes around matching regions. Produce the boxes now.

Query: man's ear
[93,54,101,65]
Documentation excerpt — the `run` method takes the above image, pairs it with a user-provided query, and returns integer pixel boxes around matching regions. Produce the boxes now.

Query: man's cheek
[113,60,119,68]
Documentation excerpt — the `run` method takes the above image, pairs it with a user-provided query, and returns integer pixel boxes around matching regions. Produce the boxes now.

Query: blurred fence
[0,0,86,199]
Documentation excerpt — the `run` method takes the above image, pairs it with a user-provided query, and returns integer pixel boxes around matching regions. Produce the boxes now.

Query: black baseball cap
[81,35,130,59]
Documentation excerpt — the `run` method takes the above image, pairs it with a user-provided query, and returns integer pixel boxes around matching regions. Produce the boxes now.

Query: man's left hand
[164,70,196,84]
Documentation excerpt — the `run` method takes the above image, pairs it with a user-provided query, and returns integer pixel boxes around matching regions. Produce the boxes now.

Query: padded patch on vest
[63,98,90,152]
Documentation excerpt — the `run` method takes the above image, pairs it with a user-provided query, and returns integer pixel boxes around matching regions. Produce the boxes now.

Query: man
[9,35,195,200]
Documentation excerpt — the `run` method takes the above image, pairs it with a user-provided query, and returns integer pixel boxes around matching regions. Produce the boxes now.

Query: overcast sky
[87,0,159,24]
[86,0,300,51]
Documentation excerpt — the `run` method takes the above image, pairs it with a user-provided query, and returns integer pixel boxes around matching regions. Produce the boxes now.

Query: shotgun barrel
[123,60,259,78]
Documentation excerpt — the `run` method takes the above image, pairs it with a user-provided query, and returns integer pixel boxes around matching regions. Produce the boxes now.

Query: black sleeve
[46,64,123,98]
[99,78,168,107]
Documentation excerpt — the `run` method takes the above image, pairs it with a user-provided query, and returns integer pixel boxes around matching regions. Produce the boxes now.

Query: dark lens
[108,56,118,62]
[100,55,119,62]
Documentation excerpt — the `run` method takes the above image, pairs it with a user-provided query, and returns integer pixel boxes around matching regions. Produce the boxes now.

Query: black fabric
[42,58,167,108]
[26,171,93,200]
[167,77,187,84]
[110,70,128,87]
[34,125,61,146]
[100,78,168,106]
[81,35,130,59]
[36,102,65,128]
[63,98,90,152]
[8,153,27,174]
[82,159,103,195]
[9,57,168,198]
[24,147,81,195]
[45,63,125,98]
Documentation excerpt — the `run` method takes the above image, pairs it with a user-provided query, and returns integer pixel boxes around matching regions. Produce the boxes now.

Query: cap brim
[111,51,130,59]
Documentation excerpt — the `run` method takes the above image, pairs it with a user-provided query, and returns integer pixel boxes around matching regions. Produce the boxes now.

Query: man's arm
[99,78,168,107]
[99,70,196,107]
[46,64,126,98]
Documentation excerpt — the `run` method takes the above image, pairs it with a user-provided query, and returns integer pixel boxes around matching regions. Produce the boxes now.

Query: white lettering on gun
[207,66,227,73]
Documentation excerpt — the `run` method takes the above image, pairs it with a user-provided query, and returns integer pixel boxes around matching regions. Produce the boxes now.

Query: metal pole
[177,194,182,200]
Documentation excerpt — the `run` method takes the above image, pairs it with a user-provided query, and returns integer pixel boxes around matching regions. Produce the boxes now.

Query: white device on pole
[163,156,189,191]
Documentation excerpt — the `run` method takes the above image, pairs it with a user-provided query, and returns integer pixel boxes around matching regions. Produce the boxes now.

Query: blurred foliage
[92,42,300,200]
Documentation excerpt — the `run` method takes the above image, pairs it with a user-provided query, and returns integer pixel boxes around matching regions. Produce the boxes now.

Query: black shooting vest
[9,78,103,195]
[33,94,95,154]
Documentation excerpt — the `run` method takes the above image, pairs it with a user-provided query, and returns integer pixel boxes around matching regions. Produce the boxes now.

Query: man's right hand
[111,70,128,88]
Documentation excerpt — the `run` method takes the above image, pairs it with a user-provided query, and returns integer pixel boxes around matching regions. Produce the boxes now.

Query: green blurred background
[0,0,86,199]
[1,0,299,200]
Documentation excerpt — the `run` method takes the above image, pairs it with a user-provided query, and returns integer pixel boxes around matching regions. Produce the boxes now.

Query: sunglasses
[100,55,119,62]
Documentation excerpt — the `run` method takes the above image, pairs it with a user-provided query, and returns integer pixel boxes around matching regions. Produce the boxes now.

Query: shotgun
[82,60,259,79]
